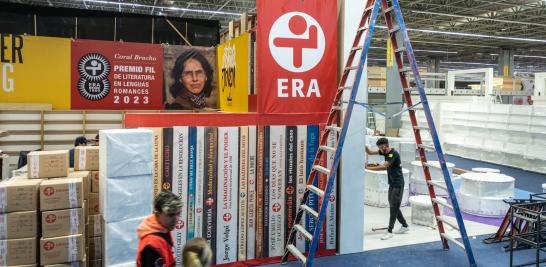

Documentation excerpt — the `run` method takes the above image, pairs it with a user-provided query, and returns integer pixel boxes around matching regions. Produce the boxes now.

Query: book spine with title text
[247,125,257,259]
[285,126,297,244]
[268,126,286,256]
[203,127,218,264]
[305,125,319,251]
[194,127,205,238]
[172,126,189,267]
[255,126,265,258]
[262,126,270,257]
[238,126,249,261]
[295,125,307,251]
[326,130,337,250]
[187,127,197,239]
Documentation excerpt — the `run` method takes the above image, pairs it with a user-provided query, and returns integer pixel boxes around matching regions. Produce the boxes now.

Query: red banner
[71,40,163,110]
[257,0,338,114]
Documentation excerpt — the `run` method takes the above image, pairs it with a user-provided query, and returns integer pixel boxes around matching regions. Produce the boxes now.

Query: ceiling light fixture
[514,54,546,59]
[84,0,241,16]
[410,10,546,27]
[375,26,546,43]
[369,46,457,54]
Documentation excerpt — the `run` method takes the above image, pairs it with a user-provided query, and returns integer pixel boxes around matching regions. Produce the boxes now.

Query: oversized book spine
[216,127,239,264]
[255,126,265,258]
[238,126,249,261]
[172,126,189,267]
[203,127,218,264]
[305,125,319,251]
[247,125,257,259]
[187,127,197,239]
[295,125,307,251]
[262,126,270,257]
[285,126,297,244]
[318,124,327,251]
[151,128,163,196]
[269,126,285,256]
[326,130,337,250]
[162,128,173,192]
[194,127,205,238]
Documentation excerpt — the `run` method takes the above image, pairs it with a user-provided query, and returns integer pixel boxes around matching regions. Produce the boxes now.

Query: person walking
[137,191,182,267]
[366,137,409,240]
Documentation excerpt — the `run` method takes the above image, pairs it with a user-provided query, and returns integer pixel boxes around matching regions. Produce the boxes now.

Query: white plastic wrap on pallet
[411,161,455,181]
[409,195,447,228]
[99,129,153,178]
[457,172,514,217]
[471,168,500,173]
[364,168,410,208]
[459,173,514,198]
[100,174,153,223]
[103,216,145,267]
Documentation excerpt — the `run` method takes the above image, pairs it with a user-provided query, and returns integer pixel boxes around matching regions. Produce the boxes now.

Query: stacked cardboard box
[0,179,41,266]
[493,77,523,91]
[368,67,386,87]
[40,178,86,266]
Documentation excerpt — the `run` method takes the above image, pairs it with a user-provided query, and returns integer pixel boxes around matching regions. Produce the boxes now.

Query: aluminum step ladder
[281,0,477,266]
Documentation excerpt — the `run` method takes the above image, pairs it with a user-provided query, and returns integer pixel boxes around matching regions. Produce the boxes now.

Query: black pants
[388,185,408,233]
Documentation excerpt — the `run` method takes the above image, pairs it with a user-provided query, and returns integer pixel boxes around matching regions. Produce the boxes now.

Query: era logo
[269,12,325,72]
[45,214,57,224]
[175,220,185,230]
[43,241,55,251]
[223,213,232,222]
[43,187,55,197]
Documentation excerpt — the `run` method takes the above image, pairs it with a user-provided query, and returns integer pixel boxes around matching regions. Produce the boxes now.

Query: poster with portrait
[164,46,218,110]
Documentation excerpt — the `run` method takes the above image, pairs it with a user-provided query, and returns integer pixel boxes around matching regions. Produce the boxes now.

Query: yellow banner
[386,38,394,68]
[0,35,71,109]
[217,33,249,112]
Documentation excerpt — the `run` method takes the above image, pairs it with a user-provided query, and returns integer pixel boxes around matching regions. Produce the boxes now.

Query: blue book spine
[187,126,197,239]
[305,125,319,251]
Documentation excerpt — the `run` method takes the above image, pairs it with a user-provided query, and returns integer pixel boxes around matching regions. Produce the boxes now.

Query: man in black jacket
[366,137,409,240]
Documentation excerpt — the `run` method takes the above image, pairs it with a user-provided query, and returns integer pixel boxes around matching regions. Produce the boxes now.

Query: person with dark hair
[69,136,88,168]
[137,191,182,267]
[365,137,409,240]
[182,238,213,267]
[166,49,214,110]
[94,134,99,146]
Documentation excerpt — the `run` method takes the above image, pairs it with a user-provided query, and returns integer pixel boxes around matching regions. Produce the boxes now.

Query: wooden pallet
[220,12,256,43]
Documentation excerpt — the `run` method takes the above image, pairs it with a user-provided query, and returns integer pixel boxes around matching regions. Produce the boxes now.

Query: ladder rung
[384,6,395,13]
[404,87,418,92]
[432,197,453,211]
[293,224,313,241]
[364,6,374,13]
[389,25,401,34]
[339,86,352,91]
[326,125,342,132]
[345,66,359,71]
[319,145,336,153]
[301,204,319,219]
[410,106,424,111]
[352,46,363,51]
[417,144,435,151]
[427,180,447,191]
[395,47,406,53]
[307,184,325,198]
[436,215,459,231]
[286,244,307,264]
[312,165,330,175]
[440,233,465,250]
[332,105,344,111]
[358,26,369,32]
[414,125,429,131]
[399,67,412,73]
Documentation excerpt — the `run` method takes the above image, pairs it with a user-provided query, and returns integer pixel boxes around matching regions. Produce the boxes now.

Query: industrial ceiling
[2,0,546,73]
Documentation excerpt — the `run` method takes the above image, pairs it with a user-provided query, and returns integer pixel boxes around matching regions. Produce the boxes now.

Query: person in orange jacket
[137,191,182,267]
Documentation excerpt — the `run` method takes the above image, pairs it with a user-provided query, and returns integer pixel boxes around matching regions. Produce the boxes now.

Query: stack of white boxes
[99,129,154,267]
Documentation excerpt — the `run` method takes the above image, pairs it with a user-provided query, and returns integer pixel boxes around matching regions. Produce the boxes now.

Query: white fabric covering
[364,168,410,208]
[457,172,515,217]
[409,195,446,228]
[103,216,145,267]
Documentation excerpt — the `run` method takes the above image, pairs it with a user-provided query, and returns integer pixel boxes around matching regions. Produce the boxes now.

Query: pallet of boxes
[68,146,102,267]
[31,150,89,267]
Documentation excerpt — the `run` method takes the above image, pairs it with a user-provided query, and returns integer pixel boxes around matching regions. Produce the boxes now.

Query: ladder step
[332,105,344,111]
[417,144,435,151]
[432,197,453,211]
[358,26,369,32]
[384,6,395,13]
[293,224,313,241]
[307,184,325,198]
[404,87,418,92]
[395,47,406,53]
[345,66,359,71]
[389,25,401,34]
[413,125,430,131]
[326,125,342,132]
[339,86,352,91]
[440,233,466,250]
[436,215,460,231]
[319,145,336,153]
[427,180,447,191]
[399,67,412,73]
[312,165,330,175]
[352,46,364,51]
[364,6,374,13]
[300,204,319,219]
[286,244,307,264]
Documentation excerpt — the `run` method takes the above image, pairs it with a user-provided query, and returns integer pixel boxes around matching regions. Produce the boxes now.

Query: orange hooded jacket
[136,215,175,267]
